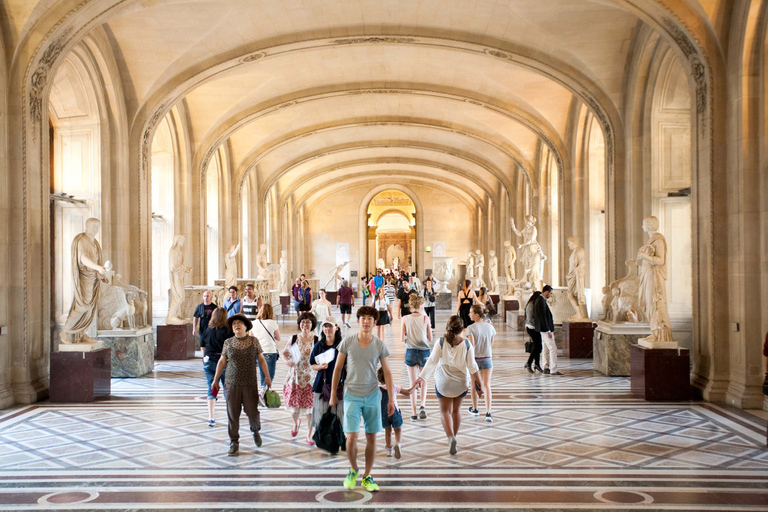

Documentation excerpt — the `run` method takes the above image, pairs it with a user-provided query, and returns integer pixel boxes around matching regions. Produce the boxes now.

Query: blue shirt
[373,275,384,290]
[223,297,241,317]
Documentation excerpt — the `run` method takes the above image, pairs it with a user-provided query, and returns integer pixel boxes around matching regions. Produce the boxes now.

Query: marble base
[50,348,111,402]
[593,321,651,376]
[630,344,691,401]
[638,339,679,350]
[98,328,154,378]
[506,311,525,331]
[156,324,195,360]
[562,321,596,359]
[279,294,291,315]
[501,298,520,313]
[435,292,452,310]
[58,341,104,352]
[325,290,338,304]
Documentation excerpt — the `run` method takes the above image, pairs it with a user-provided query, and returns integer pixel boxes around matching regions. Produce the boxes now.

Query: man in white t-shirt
[330,306,394,493]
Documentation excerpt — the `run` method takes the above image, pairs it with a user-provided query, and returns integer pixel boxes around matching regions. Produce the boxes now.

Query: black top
[201,326,233,354]
[194,302,218,335]
[533,295,554,333]
[309,339,346,393]
[397,288,418,316]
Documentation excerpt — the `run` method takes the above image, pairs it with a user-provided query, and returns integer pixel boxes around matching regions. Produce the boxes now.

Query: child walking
[377,367,412,459]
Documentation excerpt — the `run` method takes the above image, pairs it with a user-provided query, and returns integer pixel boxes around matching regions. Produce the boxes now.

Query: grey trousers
[225,384,261,442]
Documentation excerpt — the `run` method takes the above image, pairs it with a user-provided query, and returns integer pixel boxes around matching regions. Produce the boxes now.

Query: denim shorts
[381,408,403,429]
[203,356,225,400]
[343,390,382,434]
[435,385,468,399]
[405,348,430,368]
[475,357,493,370]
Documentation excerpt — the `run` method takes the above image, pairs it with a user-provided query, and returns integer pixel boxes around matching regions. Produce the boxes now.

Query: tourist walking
[400,294,432,421]
[377,366,413,459]
[337,280,355,328]
[309,316,346,444]
[396,281,418,319]
[311,289,332,336]
[292,278,303,314]
[422,278,436,329]
[383,278,396,306]
[282,312,318,444]
[192,290,217,339]
[252,303,281,388]
[536,285,562,375]
[329,306,395,492]
[361,276,370,307]
[211,313,273,456]
[456,280,477,329]
[201,307,232,426]
[412,315,483,455]
[223,286,241,318]
[466,305,496,422]
[524,291,543,373]
[373,287,392,340]
[241,283,262,323]
[298,279,313,312]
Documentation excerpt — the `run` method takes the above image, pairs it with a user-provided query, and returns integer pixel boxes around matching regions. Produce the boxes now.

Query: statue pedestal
[156,324,195,360]
[630,344,690,401]
[58,341,104,352]
[562,321,596,358]
[435,292,452,310]
[50,348,111,402]
[279,294,291,315]
[506,311,525,331]
[593,321,651,376]
[325,290,338,304]
[501,297,519,316]
[98,327,154,377]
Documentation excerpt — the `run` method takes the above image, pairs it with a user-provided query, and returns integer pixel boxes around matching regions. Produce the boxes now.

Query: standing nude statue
[464,251,475,279]
[511,216,546,291]
[255,244,269,279]
[279,250,289,295]
[474,249,486,288]
[487,250,499,294]
[566,236,589,320]
[224,243,240,289]
[503,240,517,282]
[166,235,192,325]
[324,261,350,291]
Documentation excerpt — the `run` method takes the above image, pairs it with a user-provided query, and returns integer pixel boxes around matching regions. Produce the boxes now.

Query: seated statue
[97,261,149,331]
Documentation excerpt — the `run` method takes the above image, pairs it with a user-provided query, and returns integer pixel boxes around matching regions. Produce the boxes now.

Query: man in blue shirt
[223,286,241,318]
[372,269,384,291]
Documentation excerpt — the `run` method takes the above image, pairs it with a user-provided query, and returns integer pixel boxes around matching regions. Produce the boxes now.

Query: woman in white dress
[310,289,332,337]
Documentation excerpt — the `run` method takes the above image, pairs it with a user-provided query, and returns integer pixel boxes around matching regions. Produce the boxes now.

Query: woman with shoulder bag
[252,304,281,389]
[309,316,346,447]
[524,291,543,373]
[283,312,317,445]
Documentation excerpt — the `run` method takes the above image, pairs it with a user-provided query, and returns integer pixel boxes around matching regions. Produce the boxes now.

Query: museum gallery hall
[0,1,766,510]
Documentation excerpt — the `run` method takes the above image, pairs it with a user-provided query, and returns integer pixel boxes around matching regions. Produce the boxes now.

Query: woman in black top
[201,307,233,426]
[309,317,346,445]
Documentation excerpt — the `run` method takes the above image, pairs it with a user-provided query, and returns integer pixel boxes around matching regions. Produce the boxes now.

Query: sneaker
[208,419,215,427]
[543,368,551,374]
[485,413,493,423]
[410,415,418,421]
[253,432,262,448]
[228,442,239,456]
[419,406,427,419]
[393,442,401,459]
[385,446,393,457]
[343,469,359,489]
[468,407,479,416]
[448,436,458,455]
[361,475,379,491]
[550,371,564,376]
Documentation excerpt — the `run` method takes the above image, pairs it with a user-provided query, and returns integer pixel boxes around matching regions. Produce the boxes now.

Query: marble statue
[600,285,614,322]
[503,240,517,281]
[224,243,240,289]
[98,261,149,331]
[511,215,546,291]
[474,249,486,288]
[566,236,589,320]
[324,261,350,290]
[637,216,674,345]
[376,258,385,270]
[487,250,499,294]
[256,243,269,279]
[60,218,109,344]
[432,256,455,294]
[393,256,400,270]
[279,250,289,295]
[602,260,643,323]
[463,251,475,279]
[166,235,192,325]
[267,263,282,291]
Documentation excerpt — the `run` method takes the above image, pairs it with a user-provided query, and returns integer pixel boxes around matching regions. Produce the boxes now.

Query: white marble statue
[474,249,486,288]
[637,216,674,345]
[511,215,546,292]
[566,236,589,320]
[224,243,240,289]
[256,243,269,279]
[376,258,385,270]
[463,251,475,279]
[279,250,289,295]
[166,235,192,325]
[602,260,643,323]
[393,256,400,270]
[60,218,109,344]
[432,256,455,294]
[324,261,350,291]
[503,240,517,281]
[98,261,149,331]
[487,250,499,294]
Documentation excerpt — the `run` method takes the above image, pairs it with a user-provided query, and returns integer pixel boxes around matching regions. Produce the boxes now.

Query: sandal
[291,419,301,438]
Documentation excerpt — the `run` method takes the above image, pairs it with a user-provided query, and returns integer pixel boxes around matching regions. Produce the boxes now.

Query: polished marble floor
[1,306,767,511]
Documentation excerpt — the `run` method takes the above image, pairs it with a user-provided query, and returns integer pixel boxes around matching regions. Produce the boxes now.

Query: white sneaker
[386,446,393,457]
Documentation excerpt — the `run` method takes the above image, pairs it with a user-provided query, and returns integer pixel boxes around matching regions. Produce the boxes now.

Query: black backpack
[312,407,346,454]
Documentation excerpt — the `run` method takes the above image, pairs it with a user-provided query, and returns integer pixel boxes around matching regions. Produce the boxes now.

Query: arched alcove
[205,151,222,285]
[151,114,176,317]
[364,189,418,275]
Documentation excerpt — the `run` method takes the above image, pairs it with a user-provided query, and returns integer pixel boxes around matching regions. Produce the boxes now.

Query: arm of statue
[80,254,106,275]
[510,217,522,238]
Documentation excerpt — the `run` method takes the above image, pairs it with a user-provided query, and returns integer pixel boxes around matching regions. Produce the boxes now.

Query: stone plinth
[279,294,291,315]
[501,297,519,313]
[435,292,452,310]
[546,287,577,325]
[593,321,651,376]
[156,324,195,360]
[506,311,525,331]
[181,285,224,319]
[50,348,111,402]
[325,290,338,304]
[630,344,691,401]
[562,321,596,359]
[98,327,154,378]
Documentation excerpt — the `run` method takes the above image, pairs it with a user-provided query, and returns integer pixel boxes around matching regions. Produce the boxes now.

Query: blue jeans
[259,352,278,387]
[203,356,225,400]
[405,348,430,368]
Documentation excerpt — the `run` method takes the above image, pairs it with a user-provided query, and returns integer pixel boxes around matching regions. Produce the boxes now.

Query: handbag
[321,376,344,402]
[262,386,281,408]
[312,407,346,454]
[524,340,532,353]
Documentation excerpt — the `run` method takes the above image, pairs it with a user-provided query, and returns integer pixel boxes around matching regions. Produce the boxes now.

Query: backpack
[312,407,346,454]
